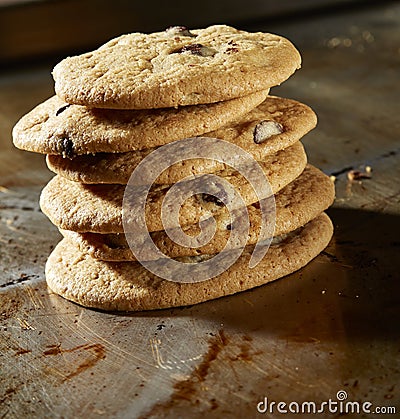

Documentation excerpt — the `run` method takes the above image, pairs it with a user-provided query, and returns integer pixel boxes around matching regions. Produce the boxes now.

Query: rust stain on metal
[192,330,229,385]
[172,329,229,402]
[42,343,106,381]
[0,296,22,321]
[0,387,17,404]
[229,335,263,362]
[0,382,23,405]
[13,346,32,355]
[43,344,62,355]
[139,330,229,417]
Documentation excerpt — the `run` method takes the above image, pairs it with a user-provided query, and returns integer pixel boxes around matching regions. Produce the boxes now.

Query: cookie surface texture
[13,90,269,155]
[43,96,316,182]
[53,25,301,109]
[39,142,307,233]
[45,213,333,312]
[61,164,335,261]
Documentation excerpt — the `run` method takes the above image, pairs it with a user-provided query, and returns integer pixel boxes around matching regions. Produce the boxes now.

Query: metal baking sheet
[1,3,399,417]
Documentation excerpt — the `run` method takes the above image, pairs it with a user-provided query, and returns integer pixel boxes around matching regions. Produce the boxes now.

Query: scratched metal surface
[1,3,399,418]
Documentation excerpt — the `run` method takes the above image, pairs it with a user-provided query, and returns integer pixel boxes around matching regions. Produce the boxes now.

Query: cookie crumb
[347,167,372,181]
[0,186,11,193]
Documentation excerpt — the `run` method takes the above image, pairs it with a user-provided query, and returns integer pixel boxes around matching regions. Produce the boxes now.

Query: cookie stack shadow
[13,25,335,312]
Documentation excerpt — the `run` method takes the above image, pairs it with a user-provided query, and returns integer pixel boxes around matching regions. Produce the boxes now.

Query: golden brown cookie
[52,25,301,109]
[61,165,334,261]
[45,213,333,312]
[13,90,269,156]
[44,97,316,182]
[40,142,307,233]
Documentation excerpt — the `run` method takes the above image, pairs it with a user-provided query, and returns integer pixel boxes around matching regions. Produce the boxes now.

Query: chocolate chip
[166,26,196,37]
[198,181,230,206]
[61,138,74,159]
[200,193,224,206]
[226,40,239,53]
[172,44,216,57]
[253,120,284,144]
[55,104,71,116]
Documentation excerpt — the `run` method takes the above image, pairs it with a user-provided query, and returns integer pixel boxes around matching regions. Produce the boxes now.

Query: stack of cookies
[13,25,334,312]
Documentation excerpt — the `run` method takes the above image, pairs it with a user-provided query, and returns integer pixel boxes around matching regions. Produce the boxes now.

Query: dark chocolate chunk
[201,193,224,206]
[172,43,216,57]
[61,138,74,159]
[55,104,71,116]
[226,41,239,53]
[199,183,229,207]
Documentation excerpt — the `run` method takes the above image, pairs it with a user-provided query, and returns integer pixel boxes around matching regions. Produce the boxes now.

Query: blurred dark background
[0,0,392,66]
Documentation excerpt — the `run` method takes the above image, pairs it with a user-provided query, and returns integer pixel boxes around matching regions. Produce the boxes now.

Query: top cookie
[52,25,301,109]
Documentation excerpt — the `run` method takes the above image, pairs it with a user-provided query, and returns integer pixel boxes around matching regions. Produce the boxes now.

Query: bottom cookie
[45,213,333,312]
